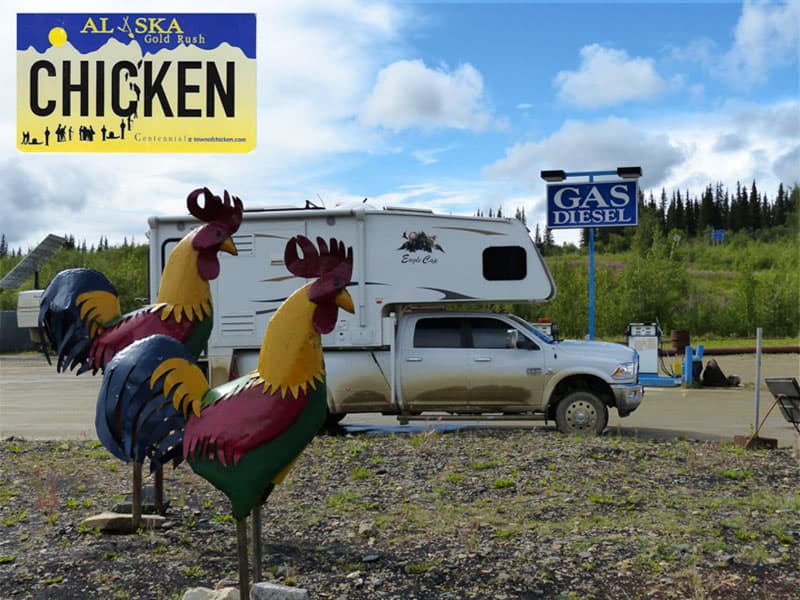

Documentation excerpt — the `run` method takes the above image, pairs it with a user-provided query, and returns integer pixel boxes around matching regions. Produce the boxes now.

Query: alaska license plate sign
[546,180,638,229]
[17,13,256,153]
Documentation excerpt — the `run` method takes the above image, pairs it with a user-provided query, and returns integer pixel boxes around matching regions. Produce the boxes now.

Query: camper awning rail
[149,207,517,226]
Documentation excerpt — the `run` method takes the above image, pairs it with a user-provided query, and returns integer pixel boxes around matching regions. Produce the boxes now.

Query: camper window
[482,246,526,281]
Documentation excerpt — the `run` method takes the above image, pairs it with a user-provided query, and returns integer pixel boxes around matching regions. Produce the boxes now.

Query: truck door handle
[406,356,422,362]
[474,357,492,362]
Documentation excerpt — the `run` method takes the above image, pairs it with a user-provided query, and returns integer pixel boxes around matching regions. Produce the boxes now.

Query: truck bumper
[611,383,644,417]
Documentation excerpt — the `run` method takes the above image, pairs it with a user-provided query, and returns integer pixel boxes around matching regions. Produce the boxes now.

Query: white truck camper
[148,204,643,434]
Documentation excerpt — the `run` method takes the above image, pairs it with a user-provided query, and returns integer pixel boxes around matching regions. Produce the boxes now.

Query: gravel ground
[1,428,798,599]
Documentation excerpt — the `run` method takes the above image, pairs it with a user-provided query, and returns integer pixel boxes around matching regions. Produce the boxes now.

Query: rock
[363,554,380,563]
[80,511,165,533]
[357,521,376,537]
[182,587,239,600]
[712,553,735,568]
[251,582,309,599]
[215,578,239,590]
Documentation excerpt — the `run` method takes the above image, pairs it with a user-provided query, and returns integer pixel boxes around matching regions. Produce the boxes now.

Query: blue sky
[2,0,798,250]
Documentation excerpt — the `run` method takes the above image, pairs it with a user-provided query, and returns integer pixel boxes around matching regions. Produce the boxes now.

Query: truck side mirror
[505,329,519,349]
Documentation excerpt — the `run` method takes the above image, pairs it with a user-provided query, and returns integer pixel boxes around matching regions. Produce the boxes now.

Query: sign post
[541,167,642,339]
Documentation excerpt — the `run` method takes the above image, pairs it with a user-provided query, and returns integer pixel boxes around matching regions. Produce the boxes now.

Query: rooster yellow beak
[336,288,355,313]
[220,237,238,256]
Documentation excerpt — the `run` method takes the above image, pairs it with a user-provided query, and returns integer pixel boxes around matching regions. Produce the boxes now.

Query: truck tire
[555,391,608,435]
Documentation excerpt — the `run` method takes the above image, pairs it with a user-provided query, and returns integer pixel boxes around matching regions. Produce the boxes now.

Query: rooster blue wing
[96,334,197,469]
[38,268,118,374]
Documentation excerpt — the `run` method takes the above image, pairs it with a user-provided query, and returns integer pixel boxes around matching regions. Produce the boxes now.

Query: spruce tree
[774,183,787,226]
[699,185,715,232]
[749,181,761,229]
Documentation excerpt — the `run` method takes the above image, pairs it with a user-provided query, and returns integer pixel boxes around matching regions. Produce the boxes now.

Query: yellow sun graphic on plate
[48,27,67,47]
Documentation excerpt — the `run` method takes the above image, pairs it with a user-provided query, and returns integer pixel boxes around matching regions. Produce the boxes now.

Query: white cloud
[484,118,684,189]
[412,145,456,165]
[554,44,668,108]
[729,100,800,141]
[482,100,797,212]
[670,37,717,68]
[773,146,800,185]
[713,132,749,153]
[257,1,408,160]
[722,0,800,86]
[360,59,504,131]
[636,100,800,193]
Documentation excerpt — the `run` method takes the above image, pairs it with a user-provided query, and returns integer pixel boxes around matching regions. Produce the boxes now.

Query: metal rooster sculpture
[38,187,243,525]
[97,235,354,593]
[38,187,242,374]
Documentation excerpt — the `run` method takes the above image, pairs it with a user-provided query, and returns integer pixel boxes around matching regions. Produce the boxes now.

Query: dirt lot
[2,352,798,446]
[2,428,799,599]
[1,352,798,599]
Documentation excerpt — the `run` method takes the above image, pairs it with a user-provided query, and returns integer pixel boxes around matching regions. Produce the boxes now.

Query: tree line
[476,181,798,255]
[0,233,138,258]
[587,181,798,251]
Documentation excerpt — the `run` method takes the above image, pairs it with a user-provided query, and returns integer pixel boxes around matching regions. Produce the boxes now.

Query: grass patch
[350,466,370,481]
[491,477,515,489]
[211,514,234,524]
[2,510,27,527]
[720,467,753,480]
[405,558,442,574]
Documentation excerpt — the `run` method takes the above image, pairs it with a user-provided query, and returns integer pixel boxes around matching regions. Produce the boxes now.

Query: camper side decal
[398,231,444,264]
[398,231,444,253]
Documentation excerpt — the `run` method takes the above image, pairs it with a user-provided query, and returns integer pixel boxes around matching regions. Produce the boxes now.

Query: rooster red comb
[285,236,352,282]
[187,187,243,234]
[285,236,353,333]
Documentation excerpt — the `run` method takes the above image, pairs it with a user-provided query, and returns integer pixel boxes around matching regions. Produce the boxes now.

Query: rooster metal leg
[154,467,164,515]
[236,518,250,597]
[251,483,274,584]
[252,506,262,584]
[132,462,142,531]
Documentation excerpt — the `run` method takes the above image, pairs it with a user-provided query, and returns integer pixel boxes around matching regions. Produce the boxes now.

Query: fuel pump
[626,322,680,387]
[626,323,661,374]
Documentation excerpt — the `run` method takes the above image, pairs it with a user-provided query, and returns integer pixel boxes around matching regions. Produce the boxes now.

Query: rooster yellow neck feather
[154,231,212,323]
[257,282,324,398]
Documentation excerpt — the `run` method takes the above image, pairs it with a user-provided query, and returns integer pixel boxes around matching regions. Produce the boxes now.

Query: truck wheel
[555,392,608,435]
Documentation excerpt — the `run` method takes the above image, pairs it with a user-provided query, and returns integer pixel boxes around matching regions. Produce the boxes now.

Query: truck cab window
[483,246,526,280]
[413,318,465,348]
[469,318,513,348]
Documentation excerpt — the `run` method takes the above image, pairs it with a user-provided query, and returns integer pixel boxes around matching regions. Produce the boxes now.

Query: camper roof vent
[383,206,434,214]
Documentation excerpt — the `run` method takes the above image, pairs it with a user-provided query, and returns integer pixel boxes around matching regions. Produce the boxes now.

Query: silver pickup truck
[323,311,644,434]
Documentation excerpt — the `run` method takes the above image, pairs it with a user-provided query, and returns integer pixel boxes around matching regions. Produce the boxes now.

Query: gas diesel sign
[546,180,638,229]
